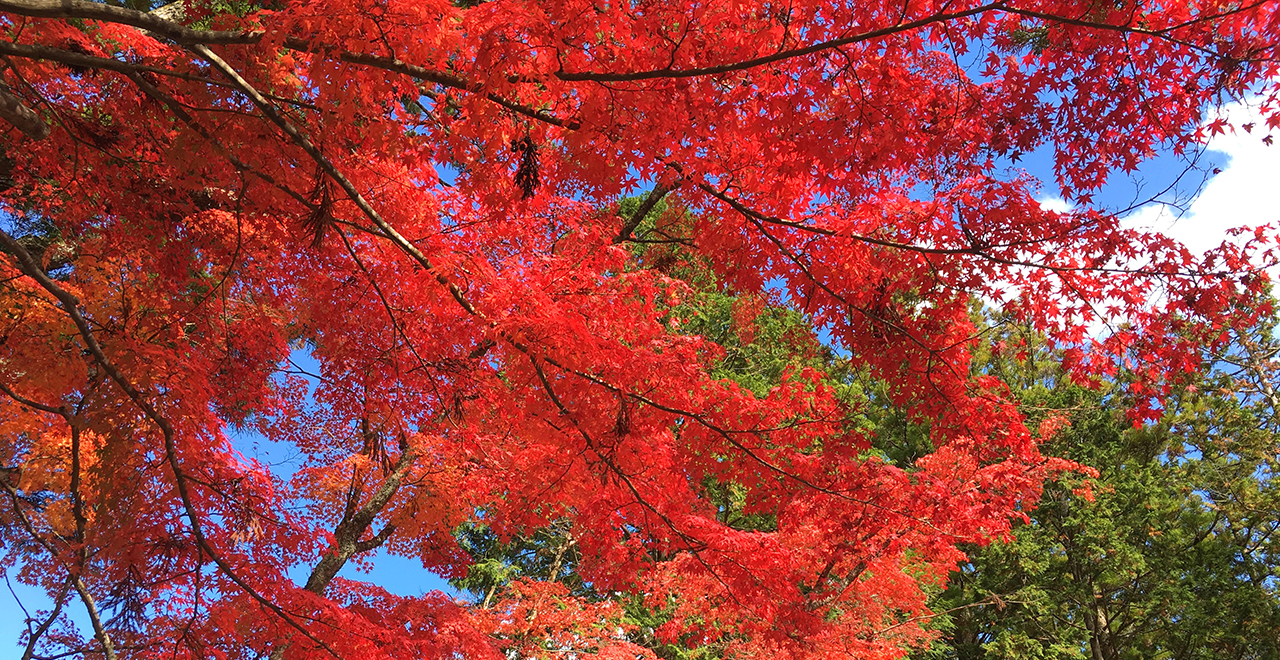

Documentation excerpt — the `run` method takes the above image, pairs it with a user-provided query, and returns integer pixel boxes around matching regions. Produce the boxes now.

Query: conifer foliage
[914,314,1280,660]
[1,0,1279,658]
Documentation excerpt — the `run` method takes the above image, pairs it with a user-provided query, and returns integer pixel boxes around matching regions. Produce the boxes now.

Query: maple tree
[2,0,1280,658]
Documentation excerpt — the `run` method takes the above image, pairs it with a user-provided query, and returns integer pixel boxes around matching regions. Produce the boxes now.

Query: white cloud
[1027,99,1280,338]
[1124,99,1280,262]
[1037,194,1074,214]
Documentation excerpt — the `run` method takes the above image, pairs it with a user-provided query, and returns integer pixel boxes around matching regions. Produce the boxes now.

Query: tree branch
[614,182,676,244]
[0,84,48,139]
[0,41,315,109]
[303,445,415,595]
[0,0,252,45]
[3,483,117,660]
[20,577,72,660]
[0,0,574,127]
[555,1,1252,82]
[188,43,483,318]
[556,2,1006,82]
[0,228,340,659]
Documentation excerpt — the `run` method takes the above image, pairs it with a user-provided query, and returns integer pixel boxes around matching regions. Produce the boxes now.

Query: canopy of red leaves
[1,0,1278,658]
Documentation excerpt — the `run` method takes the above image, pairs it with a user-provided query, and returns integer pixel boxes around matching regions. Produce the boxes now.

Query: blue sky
[236,349,459,597]
[4,94,1278,655]
[1113,100,1280,266]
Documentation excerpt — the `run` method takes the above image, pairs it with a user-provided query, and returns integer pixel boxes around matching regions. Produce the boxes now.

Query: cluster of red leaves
[2,0,1279,658]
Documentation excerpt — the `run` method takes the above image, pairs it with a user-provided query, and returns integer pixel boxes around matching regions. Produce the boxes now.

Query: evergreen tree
[920,312,1280,660]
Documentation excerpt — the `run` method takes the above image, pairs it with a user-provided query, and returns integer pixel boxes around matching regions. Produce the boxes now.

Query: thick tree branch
[0,380,69,416]
[265,443,414,660]
[0,41,315,109]
[614,182,676,244]
[0,84,47,139]
[0,0,252,44]
[303,445,415,595]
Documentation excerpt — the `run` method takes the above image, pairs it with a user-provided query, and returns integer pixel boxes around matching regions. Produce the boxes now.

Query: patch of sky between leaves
[1034,97,1280,340]
[1035,97,1278,268]
[230,347,457,598]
